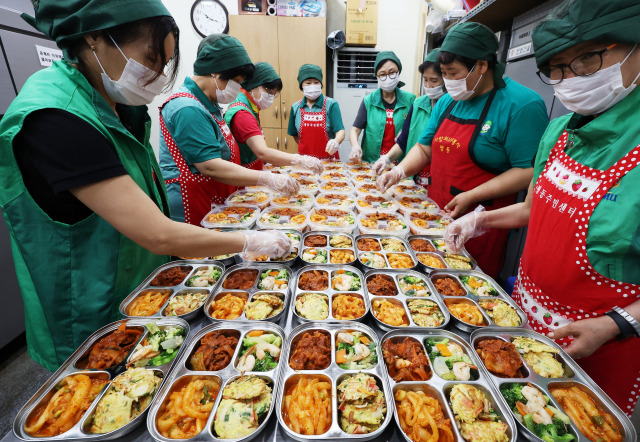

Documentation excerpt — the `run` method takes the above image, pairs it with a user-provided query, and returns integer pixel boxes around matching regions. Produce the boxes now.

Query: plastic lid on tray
[318,179,353,194]
[357,212,409,237]
[200,204,260,229]
[256,207,309,230]
[308,207,357,233]
[355,194,398,214]
[270,193,315,209]
[320,172,350,182]
[396,194,440,214]
[392,182,428,197]
[225,189,272,208]
[355,184,392,199]
[406,211,453,236]
[315,192,357,210]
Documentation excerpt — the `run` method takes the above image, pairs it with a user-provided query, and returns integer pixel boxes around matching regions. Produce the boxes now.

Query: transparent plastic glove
[444,205,487,252]
[376,165,406,193]
[325,139,340,156]
[349,143,363,163]
[240,230,292,260]
[257,171,300,195]
[291,154,324,175]
[373,154,392,176]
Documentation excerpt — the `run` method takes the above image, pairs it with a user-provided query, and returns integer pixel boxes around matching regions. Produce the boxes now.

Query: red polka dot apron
[159,92,240,225]
[227,100,264,171]
[297,97,336,160]
[380,108,396,156]
[513,131,640,415]
[429,89,515,278]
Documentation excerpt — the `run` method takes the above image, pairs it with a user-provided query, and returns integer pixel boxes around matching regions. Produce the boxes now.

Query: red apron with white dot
[227,99,264,171]
[513,130,640,415]
[159,92,240,225]
[379,108,396,156]
[297,97,336,160]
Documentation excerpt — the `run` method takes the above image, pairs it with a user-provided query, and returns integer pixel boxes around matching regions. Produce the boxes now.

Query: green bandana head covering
[375,51,402,74]
[440,22,506,88]
[297,64,323,85]
[425,48,440,63]
[21,0,172,62]
[194,34,252,76]
[532,0,640,68]
[242,62,280,91]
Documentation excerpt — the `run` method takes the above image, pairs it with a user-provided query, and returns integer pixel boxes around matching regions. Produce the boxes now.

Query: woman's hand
[444,191,478,218]
[257,171,300,195]
[548,316,620,359]
[291,154,324,174]
[376,165,406,193]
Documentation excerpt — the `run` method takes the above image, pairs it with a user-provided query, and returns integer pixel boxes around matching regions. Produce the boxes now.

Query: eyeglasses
[263,87,279,97]
[537,44,617,85]
[377,71,399,81]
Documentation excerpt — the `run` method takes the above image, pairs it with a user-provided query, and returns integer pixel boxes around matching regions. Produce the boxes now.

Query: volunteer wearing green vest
[225,62,324,174]
[349,51,416,163]
[444,0,640,415]
[0,0,291,371]
[160,36,300,225]
[372,49,445,186]
[288,64,345,159]
[378,23,548,278]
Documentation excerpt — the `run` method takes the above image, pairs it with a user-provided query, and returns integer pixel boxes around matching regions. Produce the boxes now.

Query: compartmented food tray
[249,229,301,266]
[357,213,410,238]
[408,235,477,272]
[314,192,357,211]
[471,328,637,442]
[405,210,453,237]
[355,235,417,270]
[256,206,309,231]
[364,269,450,331]
[200,204,260,229]
[396,194,439,215]
[269,193,316,209]
[355,194,399,214]
[308,207,357,233]
[225,189,272,209]
[300,231,357,266]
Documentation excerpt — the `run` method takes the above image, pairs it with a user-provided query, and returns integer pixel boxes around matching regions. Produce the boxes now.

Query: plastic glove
[240,230,292,260]
[325,139,340,156]
[373,154,392,176]
[376,165,406,193]
[257,171,300,196]
[291,154,324,175]
[349,143,363,163]
[444,205,488,252]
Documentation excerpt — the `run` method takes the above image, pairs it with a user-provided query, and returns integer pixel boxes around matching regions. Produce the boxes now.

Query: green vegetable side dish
[302,248,328,263]
[335,331,378,370]
[500,383,575,442]
[459,275,498,296]
[424,338,478,381]
[128,323,185,367]
[258,269,289,290]
[397,274,429,297]
[186,265,222,287]
[332,271,361,291]
[236,332,282,372]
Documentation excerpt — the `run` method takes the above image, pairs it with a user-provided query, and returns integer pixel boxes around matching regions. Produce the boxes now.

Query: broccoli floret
[533,421,575,442]
[501,383,525,409]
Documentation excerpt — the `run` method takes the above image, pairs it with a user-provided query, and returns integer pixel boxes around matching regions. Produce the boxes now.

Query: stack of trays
[471,328,637,442]
[204,263,292,323]
[292,265,368,322]
[355,235,417,270]
[14,318,189,440]
[120,260,225,321]
[430,270,527,332]
[364,269,450,330]
[276,322,394,441]
[300,231,357,265]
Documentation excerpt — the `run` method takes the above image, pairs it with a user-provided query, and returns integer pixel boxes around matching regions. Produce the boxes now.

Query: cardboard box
[346,0,378,46]
[276,0,327,17]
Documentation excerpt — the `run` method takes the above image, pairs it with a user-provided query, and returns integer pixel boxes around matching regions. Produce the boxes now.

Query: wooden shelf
[458,0,543,31]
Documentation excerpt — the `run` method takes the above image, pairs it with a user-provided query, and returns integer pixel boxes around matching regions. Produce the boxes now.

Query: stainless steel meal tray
[355,234,418,271]
[299,231,357,267]
[407,235,477,272]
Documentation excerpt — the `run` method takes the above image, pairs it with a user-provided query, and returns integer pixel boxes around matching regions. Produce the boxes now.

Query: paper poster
[35,44,63,67]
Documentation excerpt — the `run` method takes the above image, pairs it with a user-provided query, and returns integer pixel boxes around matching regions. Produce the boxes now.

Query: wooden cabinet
[230,15,326,154]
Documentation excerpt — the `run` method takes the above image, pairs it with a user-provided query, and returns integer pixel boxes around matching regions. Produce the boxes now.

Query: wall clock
[191,0,230,37]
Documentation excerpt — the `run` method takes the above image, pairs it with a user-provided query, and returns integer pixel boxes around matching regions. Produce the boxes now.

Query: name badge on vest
[303,113,323,122]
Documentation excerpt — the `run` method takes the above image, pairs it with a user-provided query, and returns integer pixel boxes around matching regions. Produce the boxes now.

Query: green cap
[532,0,640,68]
[297,64,323,85]
[21,0,172,62]
[242,62,280,91]
[194,34,253,75]
[425,48,440,63]
[375,51,402,73]
[441,22,506,88]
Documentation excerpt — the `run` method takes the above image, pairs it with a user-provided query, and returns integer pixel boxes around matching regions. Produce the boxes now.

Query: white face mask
[553,45,640,115]
[444,65,482,101]
[253,89,275,110]
[424,84,445,100]
[213,77,241,104]
[378,75,400,92]
[93,34,168,106]
[302,84,322,100]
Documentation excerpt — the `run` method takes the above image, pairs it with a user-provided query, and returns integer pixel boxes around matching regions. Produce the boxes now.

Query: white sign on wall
[35,45,63,67]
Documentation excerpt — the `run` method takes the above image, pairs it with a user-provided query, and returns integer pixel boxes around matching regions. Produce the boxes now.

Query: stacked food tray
[14,318,189,440]
[430,270,527,332]
[408,234,477,272]
[225,189,272,210]
[200,204,261,230]
[381,329,518,442]
[471,328,637,442]
[270,193,316,210]
[147,321,285,441]
[308,207,358,234]
[120,260,225,322]
[357,212,410,237]
[204,263,292,323]
[253,229,301,266]
[300,231,357,265]
[292,265,368,323]
[256,206,310,231]
[276,322,394,441]
[355,235,417,270]
[364,269,450,331]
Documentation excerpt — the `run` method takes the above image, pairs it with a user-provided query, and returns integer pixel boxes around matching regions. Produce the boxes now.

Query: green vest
[361,88,416,163]
[403,95,433,160]
[224,91,261,166]
[0,61,170,370]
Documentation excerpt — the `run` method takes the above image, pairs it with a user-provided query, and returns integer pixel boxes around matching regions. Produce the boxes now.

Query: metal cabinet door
[0,30,59,90]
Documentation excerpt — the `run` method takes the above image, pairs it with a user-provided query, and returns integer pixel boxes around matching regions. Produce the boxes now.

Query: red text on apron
[228,97,264,171]
[160,92,240,225]
[513,131,640,415]
[380,108,396,156]
[297,97,336,160]
[429,89,514,278]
